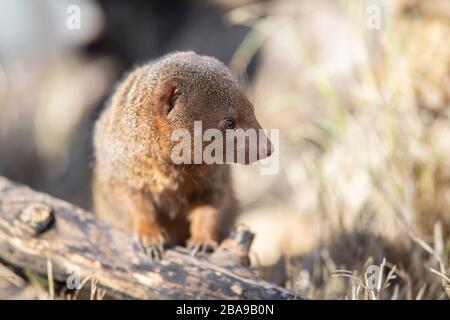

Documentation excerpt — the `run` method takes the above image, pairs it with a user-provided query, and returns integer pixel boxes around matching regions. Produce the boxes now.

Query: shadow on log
[0,176,302,300]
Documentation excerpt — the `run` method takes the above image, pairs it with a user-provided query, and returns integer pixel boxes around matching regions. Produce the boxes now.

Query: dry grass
[230,0,450,299]
[0,258,107,300]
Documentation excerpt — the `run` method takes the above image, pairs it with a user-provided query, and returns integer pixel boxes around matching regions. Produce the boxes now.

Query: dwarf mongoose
[93,51,273,260]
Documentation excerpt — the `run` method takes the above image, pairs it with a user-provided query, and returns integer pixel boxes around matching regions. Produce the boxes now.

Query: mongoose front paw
[187,240,218,256]
[137,234,165,261]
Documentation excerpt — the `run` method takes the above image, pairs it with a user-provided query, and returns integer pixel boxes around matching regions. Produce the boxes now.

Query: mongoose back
[93,51,272,260]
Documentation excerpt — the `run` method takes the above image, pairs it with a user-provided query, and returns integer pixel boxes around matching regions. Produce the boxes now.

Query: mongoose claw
[136,235,165,261]
[143,243,164,261]
[187,241,217,256]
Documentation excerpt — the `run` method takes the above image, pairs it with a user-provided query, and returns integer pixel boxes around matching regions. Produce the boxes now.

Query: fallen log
[0,176,301,300]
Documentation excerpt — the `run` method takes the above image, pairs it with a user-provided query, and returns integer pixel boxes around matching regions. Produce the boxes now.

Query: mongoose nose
[258,137,273,160]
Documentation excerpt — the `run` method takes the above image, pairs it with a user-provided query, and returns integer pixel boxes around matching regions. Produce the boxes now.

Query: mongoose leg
[135,215,165,261]
[118,190,166,261]
[187,205,220,256]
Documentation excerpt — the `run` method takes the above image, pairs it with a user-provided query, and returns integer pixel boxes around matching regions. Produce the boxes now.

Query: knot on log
[17,203,54,236]
[227,224,254,252]
[210,224,255,267]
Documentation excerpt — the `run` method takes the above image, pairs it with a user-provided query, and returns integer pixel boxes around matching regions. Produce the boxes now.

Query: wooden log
[0,176,301,300]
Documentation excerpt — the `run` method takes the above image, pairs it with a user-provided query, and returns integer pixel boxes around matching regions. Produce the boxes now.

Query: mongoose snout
[93,51,272,260]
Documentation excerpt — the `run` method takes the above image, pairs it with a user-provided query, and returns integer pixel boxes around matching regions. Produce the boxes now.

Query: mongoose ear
[159,79,182,118]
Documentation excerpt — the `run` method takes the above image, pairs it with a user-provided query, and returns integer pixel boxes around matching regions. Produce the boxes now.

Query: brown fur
[93,51,272,258]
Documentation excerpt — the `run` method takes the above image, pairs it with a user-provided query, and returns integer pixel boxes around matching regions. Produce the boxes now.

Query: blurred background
[0,0,449,299]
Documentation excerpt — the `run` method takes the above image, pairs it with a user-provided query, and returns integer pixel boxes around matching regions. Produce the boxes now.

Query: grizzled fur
[93,51,271,259]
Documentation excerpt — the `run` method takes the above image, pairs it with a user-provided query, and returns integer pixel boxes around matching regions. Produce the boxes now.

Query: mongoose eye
[223,119,236,130]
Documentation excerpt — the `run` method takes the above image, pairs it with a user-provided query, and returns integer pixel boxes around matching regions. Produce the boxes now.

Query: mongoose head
[131,51,273,165]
